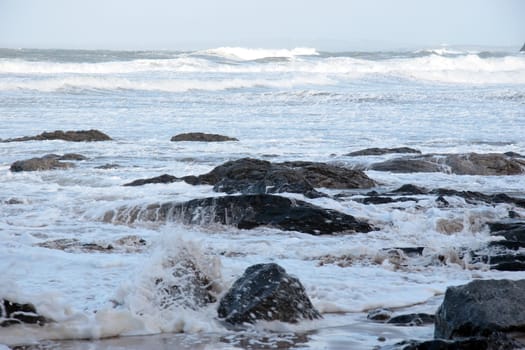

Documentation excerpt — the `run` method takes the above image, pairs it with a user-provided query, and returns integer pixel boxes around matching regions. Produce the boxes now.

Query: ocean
[0,46,524,349]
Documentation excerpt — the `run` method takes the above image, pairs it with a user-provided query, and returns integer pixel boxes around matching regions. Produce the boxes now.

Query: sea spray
[112,233,223,334]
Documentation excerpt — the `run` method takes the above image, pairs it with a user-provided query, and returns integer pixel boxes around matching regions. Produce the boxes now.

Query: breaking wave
[0,48,524,87]
[200,47,319,60]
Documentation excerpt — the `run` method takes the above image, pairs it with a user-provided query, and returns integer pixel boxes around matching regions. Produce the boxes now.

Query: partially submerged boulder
[2,129,111,142]
[170,132,238,142]
[0,299,47,327]
[10,153,84,172]
[124,158,376,198]
[217,263,321,324]
[347,147,421,156]
[103,194,374,235]
[435,279,525,339]
[370,153,525,175]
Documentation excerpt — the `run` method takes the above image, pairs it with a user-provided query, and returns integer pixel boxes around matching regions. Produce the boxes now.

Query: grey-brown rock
[435,279,525,339]
[2,129,111,142]
[370,153,525,175]
[10,154,75,172]
[170,132,238,142]
[347,147,421,156]
[104,194,374,235]
[217,263,322,324]
[123,158,376,198]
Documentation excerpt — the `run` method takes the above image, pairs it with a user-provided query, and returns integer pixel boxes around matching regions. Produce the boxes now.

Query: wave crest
[200,47,319,60]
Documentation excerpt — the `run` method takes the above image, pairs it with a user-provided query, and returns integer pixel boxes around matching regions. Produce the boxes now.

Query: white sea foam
[201,47,319,60]
[0,75,334,92]
[0,47,524,348]
[1,50,523,85]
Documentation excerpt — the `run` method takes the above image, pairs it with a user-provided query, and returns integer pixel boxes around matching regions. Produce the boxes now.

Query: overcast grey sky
[0,0,523,50]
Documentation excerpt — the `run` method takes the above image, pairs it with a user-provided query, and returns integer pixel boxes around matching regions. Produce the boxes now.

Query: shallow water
[1,46,524,349]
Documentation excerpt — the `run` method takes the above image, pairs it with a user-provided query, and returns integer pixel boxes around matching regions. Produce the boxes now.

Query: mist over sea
[1,46,524,349]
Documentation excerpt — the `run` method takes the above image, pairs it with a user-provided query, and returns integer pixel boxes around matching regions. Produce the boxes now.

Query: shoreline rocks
[2,129,111,142]
[347,147,421,156]
[124,158,376,198]
[435,279,525,339]
[218,263,321,324]
[10,153,86,172]
[370,153,525,175]
[170,132,238,142]
[385,279,525,349]
[104,194,374,235]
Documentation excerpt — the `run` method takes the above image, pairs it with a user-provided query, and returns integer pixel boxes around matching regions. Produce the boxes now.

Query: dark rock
[104,194,374,235]
[435,279,525,339]
[347,147,421,156]
[217,263,321,324]
[124,174,179,186]
[367,308,393,321]
[279,161,376,189]
[489,221,525,242]
[521,43,525,52]
[436,195,450,207]
[383,247,425,257]
[370,157,443,173]
[430,189,525,208]
[469,221,525,271]
[10,155,75,172]
[391,184,428,195]
[504,151,524,158]
[2,129,111,142]
[359,196,417,205]
[1,299,47,327]
[4,198,24,205]
[125,158,376,198]
[387,313,434,326]
[370,153,525,175]
[392,332,524,350]
[57,153,87,161]
[170,132,238,142]
[95,163,121,169]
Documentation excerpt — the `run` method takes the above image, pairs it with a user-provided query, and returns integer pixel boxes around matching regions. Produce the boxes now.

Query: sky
[0,0,523,51]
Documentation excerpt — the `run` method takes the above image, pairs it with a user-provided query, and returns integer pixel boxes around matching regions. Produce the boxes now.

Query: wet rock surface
[346,147,421,156]
[10,153,85,172]
[435,279,525,339]
[217,263,321,324]
[2,129,111,142]
[370,153,525,175]
[123,158,376,198]
[170,132,238,142]
[104,194,374,235]
[470,220,525,271]
[390,333,524,350]
[386,313,435,326]
[0,299,48,327]
[124,174,179,186]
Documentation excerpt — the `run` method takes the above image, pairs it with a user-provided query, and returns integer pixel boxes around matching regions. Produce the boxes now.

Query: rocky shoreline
[3,130,525,349]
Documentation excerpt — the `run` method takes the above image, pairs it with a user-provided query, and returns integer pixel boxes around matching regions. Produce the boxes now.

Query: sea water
[0,46,524,349]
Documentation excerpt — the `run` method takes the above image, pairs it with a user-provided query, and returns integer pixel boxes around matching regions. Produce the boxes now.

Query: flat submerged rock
[124,157,376,198]
[170,132,238,142]
[370,152,525,175]
[2,129,111,142]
